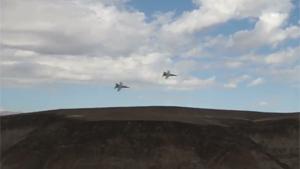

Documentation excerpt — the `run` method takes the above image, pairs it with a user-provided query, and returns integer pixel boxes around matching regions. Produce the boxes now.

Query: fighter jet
[114,82,129,91]
[162,70,177,79]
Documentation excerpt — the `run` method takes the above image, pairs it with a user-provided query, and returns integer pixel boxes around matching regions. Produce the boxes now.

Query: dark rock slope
[1,106,299,169]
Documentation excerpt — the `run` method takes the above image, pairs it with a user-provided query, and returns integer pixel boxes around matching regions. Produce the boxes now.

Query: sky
[0,0,299,113]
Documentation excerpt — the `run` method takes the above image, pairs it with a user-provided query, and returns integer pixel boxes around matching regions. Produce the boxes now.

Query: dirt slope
[1,106,299,169]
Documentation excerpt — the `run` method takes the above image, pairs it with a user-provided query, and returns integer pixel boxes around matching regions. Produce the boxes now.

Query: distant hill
[1,106,299,169]
[0,111,20,116]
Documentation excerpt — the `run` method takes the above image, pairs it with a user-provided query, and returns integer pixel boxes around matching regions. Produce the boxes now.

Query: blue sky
[128,0,196,19]
[1,0,299,113]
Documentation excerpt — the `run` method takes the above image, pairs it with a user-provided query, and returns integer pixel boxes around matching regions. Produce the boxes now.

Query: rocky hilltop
[1,106,299,169]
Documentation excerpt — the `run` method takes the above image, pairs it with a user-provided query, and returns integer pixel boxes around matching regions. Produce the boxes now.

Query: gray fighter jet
[114,82,129,91]
[162,70,177,79]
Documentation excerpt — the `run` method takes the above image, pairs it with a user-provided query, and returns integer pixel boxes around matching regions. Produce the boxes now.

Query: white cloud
[248,77,265,87]
[224,61,244,69]
[204,12,300,54]
[265,46,300,65]
[224,74,251,88]
[231,13,300,48]
[224,76,265,88]
[163,76,216,90]
[267,65,300,85]
[0,48,166,84]
[0,0,298,91]
[259,101,268,106]
[0,0,221,90]
[1,0,153,56]
[232,46,300,86]
[236,45,300,67]
[0,46,217,90]
[163,0,292,34]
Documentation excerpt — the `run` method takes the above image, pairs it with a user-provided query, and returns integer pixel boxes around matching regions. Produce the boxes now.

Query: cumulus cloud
[204,13,300,54]
[0,46,216,89]
[265,46,300,65]
[163,0,292,34]
[224,74,251,88]
[231,45,300,87]
[235,45,300,66]
[0,0,299,91]
[1,0,152,56]
[0,48,167,84]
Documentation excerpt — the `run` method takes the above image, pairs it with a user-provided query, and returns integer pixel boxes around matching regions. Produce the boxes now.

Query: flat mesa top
[1,106,298,126]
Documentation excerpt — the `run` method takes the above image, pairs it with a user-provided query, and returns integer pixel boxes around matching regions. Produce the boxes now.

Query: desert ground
[1,106,299,169]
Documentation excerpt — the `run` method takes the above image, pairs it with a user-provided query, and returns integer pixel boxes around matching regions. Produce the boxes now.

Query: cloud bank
[1,0,299,90]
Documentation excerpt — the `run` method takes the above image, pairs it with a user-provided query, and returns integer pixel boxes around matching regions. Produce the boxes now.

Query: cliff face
[1,107,299,169]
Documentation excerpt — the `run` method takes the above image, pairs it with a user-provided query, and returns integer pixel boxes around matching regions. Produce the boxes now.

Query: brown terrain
[0,106,299,169]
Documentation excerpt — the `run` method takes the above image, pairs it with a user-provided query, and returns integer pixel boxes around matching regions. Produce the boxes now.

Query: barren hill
[1,106,299,169]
